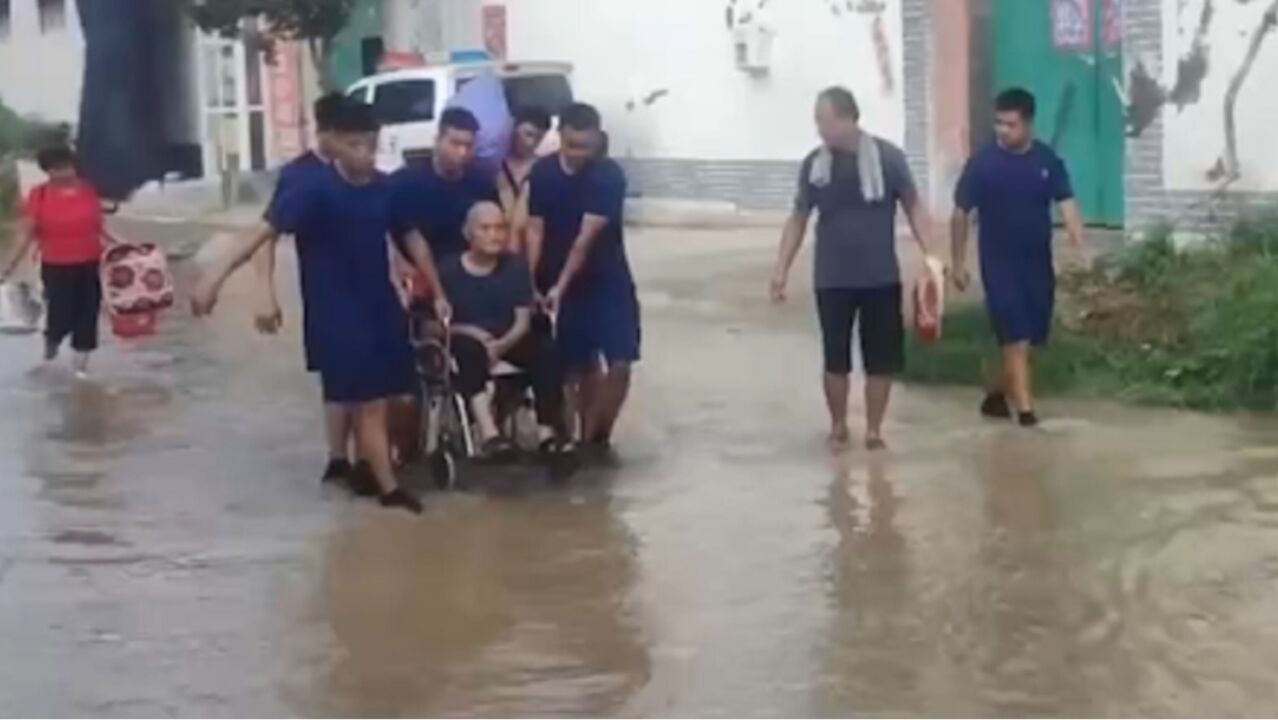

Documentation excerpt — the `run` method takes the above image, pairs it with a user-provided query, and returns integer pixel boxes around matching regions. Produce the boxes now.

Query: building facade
[371,0,1277,231]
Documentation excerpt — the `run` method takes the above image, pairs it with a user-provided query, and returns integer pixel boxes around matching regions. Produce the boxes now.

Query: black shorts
[42,262,102,352]
[816,284,904,376]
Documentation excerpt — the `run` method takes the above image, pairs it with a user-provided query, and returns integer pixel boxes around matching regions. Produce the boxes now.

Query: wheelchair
[409,308,542,491]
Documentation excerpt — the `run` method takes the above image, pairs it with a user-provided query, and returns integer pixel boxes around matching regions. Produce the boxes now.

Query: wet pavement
[3,224,1278,716]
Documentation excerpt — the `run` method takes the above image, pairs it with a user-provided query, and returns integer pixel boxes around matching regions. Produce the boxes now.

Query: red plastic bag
[913,257,945,344]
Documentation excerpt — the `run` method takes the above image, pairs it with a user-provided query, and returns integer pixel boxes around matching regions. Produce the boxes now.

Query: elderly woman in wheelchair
[437,201,573,461]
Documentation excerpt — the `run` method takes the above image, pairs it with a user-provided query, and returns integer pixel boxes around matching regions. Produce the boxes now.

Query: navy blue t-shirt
[528,155,631,295]
[265,151,327,219]
[439,253,534,338]
[389,161,498,261]
[954,140,1074,273]
[264,151,330,370]
[269,167,408,373]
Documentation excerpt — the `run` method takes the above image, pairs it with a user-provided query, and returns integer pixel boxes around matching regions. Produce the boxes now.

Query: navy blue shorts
[984,270,1055,347]
[557,285,641,371]
[318,348,416,405]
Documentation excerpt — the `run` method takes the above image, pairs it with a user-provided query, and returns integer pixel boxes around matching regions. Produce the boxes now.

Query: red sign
[482,5,508,60]
[1051,0,1093,52]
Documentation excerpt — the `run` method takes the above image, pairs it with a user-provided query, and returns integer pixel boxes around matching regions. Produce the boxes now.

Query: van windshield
[502,75,573,116]
[371,79,436,124]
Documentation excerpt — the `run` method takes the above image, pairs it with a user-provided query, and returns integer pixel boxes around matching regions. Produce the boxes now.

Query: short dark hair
[513,106,551,132]
[818,87,860,121]
[561,102,602,133]
[314,92,348,133]
[36,145,76,172]
[440,107,480,135]
[995,88,1037,120]
[332,101,379,134]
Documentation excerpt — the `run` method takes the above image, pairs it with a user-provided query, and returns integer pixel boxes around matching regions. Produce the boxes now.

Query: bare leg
[325,403,353,461]
[562,376,583,441]
[984,355,1005,395]
[588,361,632,444]
[353,400,398,495]
[71,351,90,376]
[469,389,502,444]
[864,375,893,449]
[823,372,851,447]
[1002,342,1034,413]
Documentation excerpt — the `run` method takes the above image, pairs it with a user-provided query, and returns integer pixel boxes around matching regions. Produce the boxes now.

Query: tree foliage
[184,0,355,86]
[187,0,355,42]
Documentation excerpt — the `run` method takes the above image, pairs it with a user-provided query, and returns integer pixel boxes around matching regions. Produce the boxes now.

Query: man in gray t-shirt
[770,86,937,451]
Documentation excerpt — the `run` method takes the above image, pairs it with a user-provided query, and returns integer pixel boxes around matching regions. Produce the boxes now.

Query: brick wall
[1124,0,1278,234]
[619,0,935,212]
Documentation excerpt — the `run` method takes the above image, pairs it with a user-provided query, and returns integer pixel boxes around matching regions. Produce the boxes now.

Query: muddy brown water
[1,226,1277,716]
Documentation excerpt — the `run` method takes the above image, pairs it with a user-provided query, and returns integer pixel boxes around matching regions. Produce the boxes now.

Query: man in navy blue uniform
[526,103,640,452]
[951,88,1088,427]
[389,107,499,264]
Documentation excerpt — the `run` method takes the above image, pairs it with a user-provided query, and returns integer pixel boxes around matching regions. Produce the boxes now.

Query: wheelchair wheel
[430,449,459,491]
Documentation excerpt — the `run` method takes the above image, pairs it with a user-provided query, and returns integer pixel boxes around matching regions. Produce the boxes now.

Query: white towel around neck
[808,130,885,203]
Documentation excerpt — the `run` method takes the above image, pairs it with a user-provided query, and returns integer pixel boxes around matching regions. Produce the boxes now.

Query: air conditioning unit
[733,22,775,75]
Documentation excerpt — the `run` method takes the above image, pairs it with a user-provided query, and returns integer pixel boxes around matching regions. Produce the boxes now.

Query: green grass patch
[905,211,1278,413]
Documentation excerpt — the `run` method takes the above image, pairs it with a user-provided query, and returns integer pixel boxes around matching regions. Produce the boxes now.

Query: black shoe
[380,487,423,515]
[348,461,381,498]
[981,393,1013,419]
[1018,411,1040,428]
[321,458,352,485]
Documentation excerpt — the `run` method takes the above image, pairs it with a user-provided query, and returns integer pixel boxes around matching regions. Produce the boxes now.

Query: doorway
[986,0,1125,227]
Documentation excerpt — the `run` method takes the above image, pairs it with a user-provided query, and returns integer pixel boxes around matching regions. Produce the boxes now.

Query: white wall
[443,0,906,163]
[1162,0,1278,191]
[0,0,85,123]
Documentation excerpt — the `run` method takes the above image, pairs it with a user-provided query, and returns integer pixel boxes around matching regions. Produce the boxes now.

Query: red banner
[1051,0,1093,52]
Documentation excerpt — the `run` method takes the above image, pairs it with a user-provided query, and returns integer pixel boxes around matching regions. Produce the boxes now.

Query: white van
[347,61,574,172]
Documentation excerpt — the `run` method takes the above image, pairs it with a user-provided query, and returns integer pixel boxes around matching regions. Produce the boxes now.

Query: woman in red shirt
[1,146,112,377]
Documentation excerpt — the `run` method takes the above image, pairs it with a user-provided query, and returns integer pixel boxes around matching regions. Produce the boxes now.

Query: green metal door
[991,0,1124,226]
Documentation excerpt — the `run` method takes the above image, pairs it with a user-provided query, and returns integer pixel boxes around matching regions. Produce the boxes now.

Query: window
[38,0,66,34]
[347,85,370,104]
[503,75,574,117]
[371,80,436,125]
[0,0,11,41]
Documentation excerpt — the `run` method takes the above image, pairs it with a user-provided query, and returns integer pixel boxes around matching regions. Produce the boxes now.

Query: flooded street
[3,224,1278,716]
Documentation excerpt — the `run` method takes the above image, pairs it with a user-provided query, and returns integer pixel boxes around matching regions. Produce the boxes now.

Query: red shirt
[24,180,104,265]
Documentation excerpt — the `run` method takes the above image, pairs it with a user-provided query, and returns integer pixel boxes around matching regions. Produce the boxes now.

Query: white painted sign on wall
[1161,0,1278,192]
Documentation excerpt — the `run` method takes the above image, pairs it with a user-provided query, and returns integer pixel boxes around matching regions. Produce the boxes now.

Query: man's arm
[902,192,938,259]
[400,229,452,321]
[250,238,282,332]
[492,307,532,359]
[950,208,974,291]
[525,216,546,292]
[549,214,608,300]
[770,209,810,302]
[1059,198,1086,249]
[190,221,279,316]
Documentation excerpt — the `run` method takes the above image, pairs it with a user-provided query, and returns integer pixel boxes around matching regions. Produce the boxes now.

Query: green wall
[326,0,382,90]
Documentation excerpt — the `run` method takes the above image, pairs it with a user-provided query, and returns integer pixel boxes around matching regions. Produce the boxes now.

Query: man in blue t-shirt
[951,88,1088,427]
[527,102,640,453]
[389,107,499,264]
[249,93,374,489]
[192,102,450,515]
